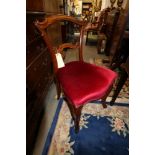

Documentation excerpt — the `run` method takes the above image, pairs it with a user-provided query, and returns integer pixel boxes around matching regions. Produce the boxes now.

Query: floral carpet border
[42,98,129,155]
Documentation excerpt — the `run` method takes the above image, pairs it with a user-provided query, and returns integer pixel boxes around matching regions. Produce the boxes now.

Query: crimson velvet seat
[57,61,117,108]
[35,15,117,133]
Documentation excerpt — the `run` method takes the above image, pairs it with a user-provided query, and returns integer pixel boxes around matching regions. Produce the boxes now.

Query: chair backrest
[117,0,124,10]
[35,15,86,73]
[97,8,111,31]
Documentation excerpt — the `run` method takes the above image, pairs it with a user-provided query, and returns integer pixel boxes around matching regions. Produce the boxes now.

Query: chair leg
[74,106,83,133]
[65,98,83,133]
[54,78,61,100]
[101,97,107,108]
[97,35,107,54]
[85,31,89,45]
[65,98,76,121]
[101,85,113,108]
[110,69,128,106]
[97,37,102,53]
[104,39,111,56]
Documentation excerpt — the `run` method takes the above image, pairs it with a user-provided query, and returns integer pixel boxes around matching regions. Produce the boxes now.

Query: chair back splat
[35,15,86,73]
[35,15,117,133]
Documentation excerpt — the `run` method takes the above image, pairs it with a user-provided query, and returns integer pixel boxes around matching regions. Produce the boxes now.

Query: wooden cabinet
[26,0,62,154]
[26,12,53,155]
[26,0,44,11]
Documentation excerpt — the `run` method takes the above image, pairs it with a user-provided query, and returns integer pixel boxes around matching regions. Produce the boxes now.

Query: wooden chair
[35,15,117,133]
[110,57,129,105]
[97,0,125,56]
[97,9,121,55]
[85,8,110,45]
[110,22,129,105]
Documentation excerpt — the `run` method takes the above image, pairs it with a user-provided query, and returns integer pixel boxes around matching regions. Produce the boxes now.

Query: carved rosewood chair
[84,8,110,45]
[35,15,117,133]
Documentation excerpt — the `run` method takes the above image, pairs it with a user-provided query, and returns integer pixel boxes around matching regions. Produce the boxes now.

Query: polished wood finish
[35,15,113,133]
[110,10,129,67]
[85,8,110,45]
[26,12,53,155]
[97,7,128,67]
[110,64,128,105]
[110,16,129,105]
[98,10,121,56]
[35,15,85,74]
[26,0,44,11]
[103,9,121,56]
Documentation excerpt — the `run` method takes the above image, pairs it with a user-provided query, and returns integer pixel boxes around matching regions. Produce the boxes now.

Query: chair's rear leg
[97,36,102,53]
[101,85,113,108]
[85,31,89,45]
[110,69,128,106]
[54,78,61,100]
[101,97,107,108]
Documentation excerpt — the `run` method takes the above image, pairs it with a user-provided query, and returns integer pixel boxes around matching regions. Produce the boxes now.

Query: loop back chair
[35,15,117,133]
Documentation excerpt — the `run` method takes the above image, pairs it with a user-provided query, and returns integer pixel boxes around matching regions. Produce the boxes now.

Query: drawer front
[27,50,52,90]
[26,38,47,66]
[26,50,53,121]
[26,71,53,125]
[34,71,52,99]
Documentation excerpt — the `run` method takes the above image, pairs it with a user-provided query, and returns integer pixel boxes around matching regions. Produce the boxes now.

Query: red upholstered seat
[57,61,117,108]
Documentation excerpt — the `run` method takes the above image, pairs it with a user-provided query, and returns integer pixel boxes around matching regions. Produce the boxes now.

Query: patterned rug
[42,98,129,155]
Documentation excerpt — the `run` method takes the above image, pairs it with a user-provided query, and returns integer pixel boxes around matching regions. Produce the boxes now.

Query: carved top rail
[35,15,86,73]
[35,14,85,30]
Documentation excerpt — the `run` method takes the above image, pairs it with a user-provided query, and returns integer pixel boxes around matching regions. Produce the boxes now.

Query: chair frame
[85,8,110,45]
[35,15,113,133]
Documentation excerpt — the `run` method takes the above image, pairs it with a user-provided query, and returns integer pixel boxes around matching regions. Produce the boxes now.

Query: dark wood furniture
[26,0,63,154]
[110,57,129,105]
[84,8,110,45]
[26,0,44,11]
[103,9,121,56]
[97,0,125,56]
[35,15,117,133]
[110,16,129,105]
[26,12,53,155]
[96,7,121,56]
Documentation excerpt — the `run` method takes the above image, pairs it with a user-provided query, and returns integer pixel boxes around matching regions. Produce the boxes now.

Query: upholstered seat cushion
[57,61,117,108]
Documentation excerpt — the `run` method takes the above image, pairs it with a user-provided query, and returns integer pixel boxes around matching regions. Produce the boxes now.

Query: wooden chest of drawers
[26,12,53,155]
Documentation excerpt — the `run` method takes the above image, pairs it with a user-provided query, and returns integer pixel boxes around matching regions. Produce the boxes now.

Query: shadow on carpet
[42,98,129,155]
